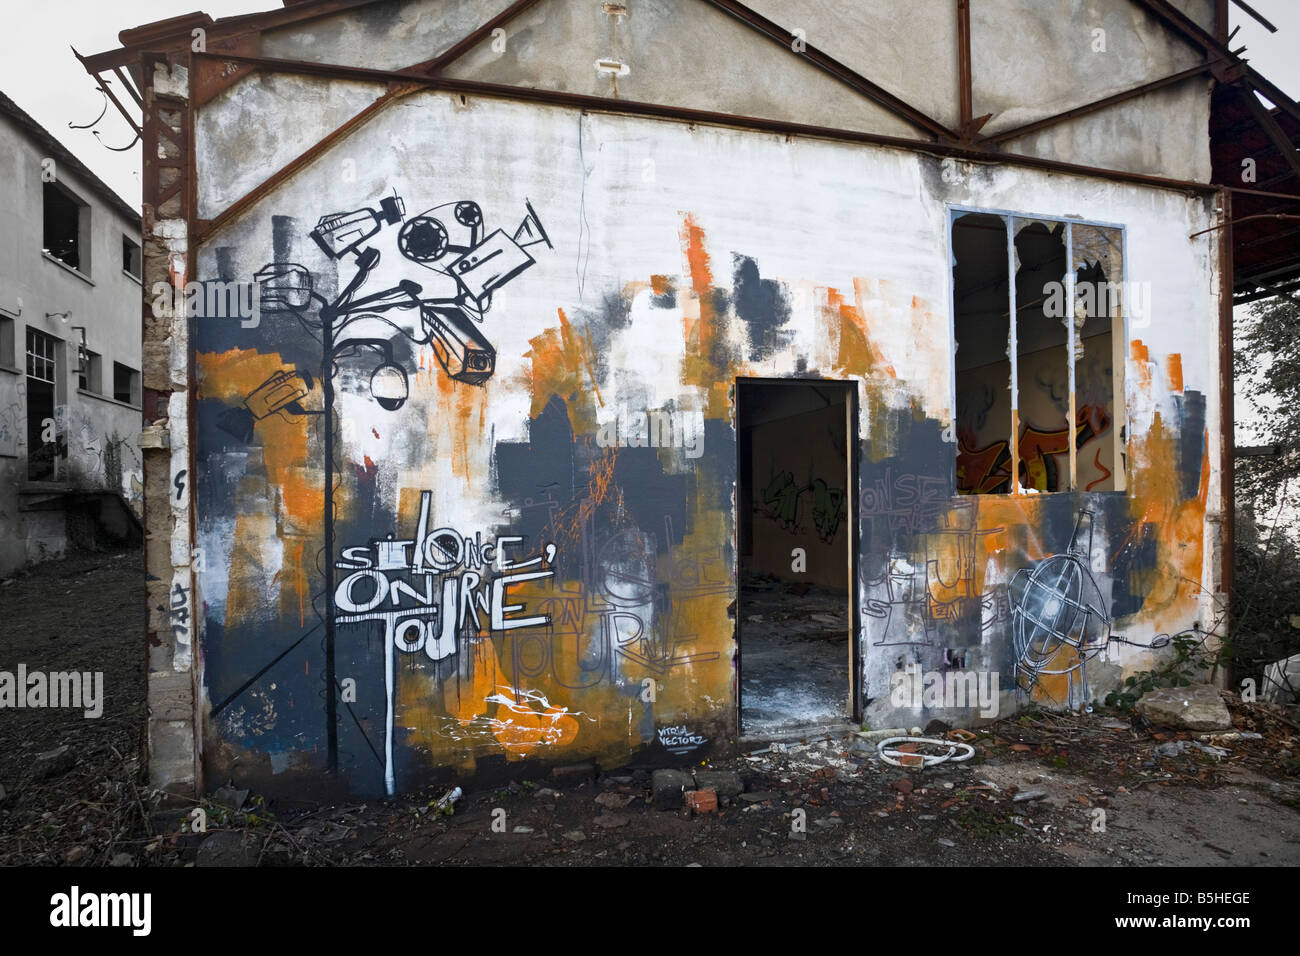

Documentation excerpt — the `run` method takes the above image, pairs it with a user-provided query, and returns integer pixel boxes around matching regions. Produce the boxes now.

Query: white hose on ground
[876,736,975,767]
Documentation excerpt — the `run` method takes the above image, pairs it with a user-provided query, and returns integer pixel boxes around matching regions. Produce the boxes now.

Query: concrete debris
[33,745,75,781]
[1012,789,1048,803]
[594,791,635,809]
[1155,740,1230,759]
[1133,684,1233,731]
[651,769,695,810]
[694,770,744,797]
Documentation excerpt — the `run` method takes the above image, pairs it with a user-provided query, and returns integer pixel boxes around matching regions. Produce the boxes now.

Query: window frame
[122,234,142,281]
[947,204,1130,496]
[112,361,140,407]
[43,181,92,276]
[26,327,57,384]
[0,314,15,369]
[79,348,103,394]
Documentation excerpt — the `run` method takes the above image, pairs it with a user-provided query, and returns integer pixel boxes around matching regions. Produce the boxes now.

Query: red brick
[686,789,718,813]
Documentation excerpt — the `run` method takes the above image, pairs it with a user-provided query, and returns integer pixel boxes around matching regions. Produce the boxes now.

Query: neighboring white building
[0,90,144,574]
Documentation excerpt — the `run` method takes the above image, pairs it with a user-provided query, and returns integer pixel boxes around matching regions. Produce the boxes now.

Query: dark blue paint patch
[731,255,792,360]
[1179,389,1206,501]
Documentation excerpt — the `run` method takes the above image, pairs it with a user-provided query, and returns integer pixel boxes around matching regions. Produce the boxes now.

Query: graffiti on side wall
[333,491,559,793]
[957,405,1112,494]
[864,495,1007,646]
[1009,509,1170,708]
[204,191,556,792]
[758,469,846,542]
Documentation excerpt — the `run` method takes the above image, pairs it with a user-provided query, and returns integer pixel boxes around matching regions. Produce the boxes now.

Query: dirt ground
[2,549,1299,867]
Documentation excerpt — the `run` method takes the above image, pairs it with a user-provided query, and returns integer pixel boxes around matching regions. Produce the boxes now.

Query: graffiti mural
[957,405,1112,495]
[758,469,846,542]
[333,491,559,793]
[864,496,1007,647]
[187,97,1217,798]
[1009,509,1171,708]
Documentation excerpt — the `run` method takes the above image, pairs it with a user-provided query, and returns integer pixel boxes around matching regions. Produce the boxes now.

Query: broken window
[43,183,88,273]
[952,210,1125,495]
[79,349,101,393]
[0,315,14,368]
[112,362,139,405]
[122,235,142,279]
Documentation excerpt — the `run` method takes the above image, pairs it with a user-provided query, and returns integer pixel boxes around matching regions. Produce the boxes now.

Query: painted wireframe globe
[1009,551,1111,689]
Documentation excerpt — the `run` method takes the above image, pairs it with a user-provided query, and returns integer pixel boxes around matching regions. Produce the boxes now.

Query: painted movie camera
[255,192,551,394]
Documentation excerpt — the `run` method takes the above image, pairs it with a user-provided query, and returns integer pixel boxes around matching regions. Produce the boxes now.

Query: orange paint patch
[1131,339,1153,389]
[678,215,731,418]
[197,348,323,627]
[1166,354,1183,393]
[525,307,604,435]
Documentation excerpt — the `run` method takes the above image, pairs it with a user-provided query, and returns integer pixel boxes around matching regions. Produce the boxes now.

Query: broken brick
[686,789,718,814]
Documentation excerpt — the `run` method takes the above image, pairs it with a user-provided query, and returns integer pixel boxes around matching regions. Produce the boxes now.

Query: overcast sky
[1,0,1297,207]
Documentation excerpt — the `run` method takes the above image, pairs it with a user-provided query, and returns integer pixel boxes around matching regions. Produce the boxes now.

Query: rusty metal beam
[697,0,957,141]
[114,66,144,109]
[957,0,972,131]
[410,0,547,75]
[1217,188,1234,631]
[195,82,418,244]
[1243,68,1300,127]
[1231,0,1278,34]
[1129,0,1300,126]
[1242,87,1300,183]
[72,47,142,137]
[81,0,393,73]
[980,64,1212,145]
[190,51,1221,198]
[1129,0,1220,53]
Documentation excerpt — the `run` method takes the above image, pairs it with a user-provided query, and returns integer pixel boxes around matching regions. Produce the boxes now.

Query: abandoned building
[80,0,1300,799]
[0,91,144,576]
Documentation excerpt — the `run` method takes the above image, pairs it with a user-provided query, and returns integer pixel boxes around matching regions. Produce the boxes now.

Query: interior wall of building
[744,386,850,590]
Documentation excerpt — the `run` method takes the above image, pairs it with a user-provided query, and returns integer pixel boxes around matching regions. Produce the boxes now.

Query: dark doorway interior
[737,379,856,735]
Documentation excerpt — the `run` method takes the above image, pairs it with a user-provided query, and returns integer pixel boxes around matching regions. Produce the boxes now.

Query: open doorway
[737,379,858,735]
